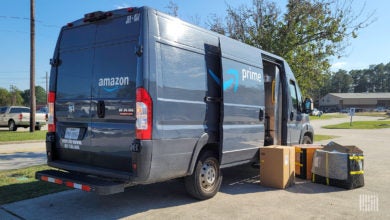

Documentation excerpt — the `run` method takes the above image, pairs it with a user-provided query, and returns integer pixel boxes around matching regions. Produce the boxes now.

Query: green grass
[355,112,389,118]
[323,120,390,129]
[314,134,338,142]
[0,130,46,142]
[0,165,69,205]
[309,114,347,121]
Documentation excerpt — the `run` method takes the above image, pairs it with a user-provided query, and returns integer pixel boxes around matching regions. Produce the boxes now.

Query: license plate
[65,128,80,140]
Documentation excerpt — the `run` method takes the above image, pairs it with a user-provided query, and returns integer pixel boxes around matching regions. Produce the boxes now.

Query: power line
[0,15,61,28]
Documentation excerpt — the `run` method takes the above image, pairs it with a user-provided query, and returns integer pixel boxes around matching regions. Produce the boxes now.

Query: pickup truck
[0,106,47,131]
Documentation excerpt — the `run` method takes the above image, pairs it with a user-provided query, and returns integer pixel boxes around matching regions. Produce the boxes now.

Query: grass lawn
[355,112,389,118]
[314,134,338,142]
[0,165,69,205]
[309,114,347,121]
[0,130,46,142]
[323,120,390,129]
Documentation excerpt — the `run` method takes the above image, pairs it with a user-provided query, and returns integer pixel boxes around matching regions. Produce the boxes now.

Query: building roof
[328,93,390,99]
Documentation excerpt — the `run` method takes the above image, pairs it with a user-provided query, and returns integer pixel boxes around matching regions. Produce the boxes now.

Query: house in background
[319,93,390,112]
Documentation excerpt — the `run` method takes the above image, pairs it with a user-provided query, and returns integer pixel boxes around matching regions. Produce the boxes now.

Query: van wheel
[8,120,17,131]
[35,126,41,131]
[302,135,312,144]
[185,151,222,200]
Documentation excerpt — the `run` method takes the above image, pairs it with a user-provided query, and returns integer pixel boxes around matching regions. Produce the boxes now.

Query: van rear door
[90,14,139,172]
[54,11,141,175]
[55,24,94,163]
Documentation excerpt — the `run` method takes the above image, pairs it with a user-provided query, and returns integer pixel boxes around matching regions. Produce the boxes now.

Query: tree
[0,87,10,106]
[22,86,47,106]
[349,62,390,93]
[8,86,24,106]
[166,1,179,17]
[207,14,226,35]
[207,0,374,97]
[331,70,353,93]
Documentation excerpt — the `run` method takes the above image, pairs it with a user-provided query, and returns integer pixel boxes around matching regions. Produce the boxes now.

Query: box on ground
[294,144,323,180]
[260,146,295,189]
[311,142,364,189]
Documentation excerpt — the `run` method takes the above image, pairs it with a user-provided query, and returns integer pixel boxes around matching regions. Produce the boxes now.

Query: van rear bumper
[36,169,126,195]
[47,160,132,180]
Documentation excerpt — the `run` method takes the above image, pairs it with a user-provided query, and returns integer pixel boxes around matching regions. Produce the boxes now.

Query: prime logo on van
[242,68,262,82]
[208,68,262,93]
[98,76,130,92]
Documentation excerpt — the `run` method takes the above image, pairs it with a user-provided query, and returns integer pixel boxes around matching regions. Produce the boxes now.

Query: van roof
[63,6,286,64]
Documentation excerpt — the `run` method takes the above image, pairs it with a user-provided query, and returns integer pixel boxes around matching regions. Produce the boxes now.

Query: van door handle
[97,101,105,118]
[259,108,264,121]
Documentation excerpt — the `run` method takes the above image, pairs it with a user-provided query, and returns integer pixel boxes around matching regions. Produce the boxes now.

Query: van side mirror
[303,98,314,114]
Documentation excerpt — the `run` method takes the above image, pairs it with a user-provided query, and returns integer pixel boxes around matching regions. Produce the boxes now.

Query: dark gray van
[37,6,313,200]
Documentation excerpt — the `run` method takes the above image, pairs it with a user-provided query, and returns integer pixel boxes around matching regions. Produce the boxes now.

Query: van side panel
[138,11,221,182]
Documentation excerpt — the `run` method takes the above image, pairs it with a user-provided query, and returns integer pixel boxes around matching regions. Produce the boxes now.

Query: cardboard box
[260,146,295,189]
[294,145,323,180]
[311,142,364,189]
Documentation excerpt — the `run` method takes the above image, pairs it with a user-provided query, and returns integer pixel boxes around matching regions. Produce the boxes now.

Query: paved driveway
[0,141,46,171]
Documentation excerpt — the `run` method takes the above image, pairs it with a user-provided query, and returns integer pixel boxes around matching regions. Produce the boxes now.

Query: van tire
[8,120,17,131]
[302,135,312,144]
[185,151,222,200]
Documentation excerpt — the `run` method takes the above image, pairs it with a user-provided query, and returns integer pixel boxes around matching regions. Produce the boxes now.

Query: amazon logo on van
[98,76,129,92]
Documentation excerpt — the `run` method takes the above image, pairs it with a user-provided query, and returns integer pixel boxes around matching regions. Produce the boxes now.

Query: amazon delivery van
[36,6,314,200]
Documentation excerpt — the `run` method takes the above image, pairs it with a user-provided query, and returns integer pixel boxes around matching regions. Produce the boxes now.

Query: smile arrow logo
[208,69,239,92]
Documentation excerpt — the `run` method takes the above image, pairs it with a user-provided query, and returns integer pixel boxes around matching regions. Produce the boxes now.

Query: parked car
[311,108,323,117]
[37,106,48,114]
[0,106,47,131]
[374,107,387,112]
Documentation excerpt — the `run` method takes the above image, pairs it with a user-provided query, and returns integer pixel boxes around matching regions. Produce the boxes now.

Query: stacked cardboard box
[311,142,364,189]
[294,145,323,180]
[260,146,295,189]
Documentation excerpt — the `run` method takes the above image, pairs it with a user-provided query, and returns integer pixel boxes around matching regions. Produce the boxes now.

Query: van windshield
[56,12,140,100]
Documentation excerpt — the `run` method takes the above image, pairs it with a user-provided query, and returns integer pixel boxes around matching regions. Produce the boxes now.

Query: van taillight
[19,114,23,121]
[136,88,152,140]
[48,92,56,132]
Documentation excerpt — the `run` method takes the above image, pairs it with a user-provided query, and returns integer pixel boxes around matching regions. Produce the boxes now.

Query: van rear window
[56,14,140,100]
[56,48,94,99]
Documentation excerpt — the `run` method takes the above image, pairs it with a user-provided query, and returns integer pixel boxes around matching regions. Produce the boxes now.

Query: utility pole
[9,85,16,105]
[46,71,48,105]
[29,0,36,132]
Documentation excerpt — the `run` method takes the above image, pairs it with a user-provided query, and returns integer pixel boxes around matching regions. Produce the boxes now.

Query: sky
[0,0,389,91]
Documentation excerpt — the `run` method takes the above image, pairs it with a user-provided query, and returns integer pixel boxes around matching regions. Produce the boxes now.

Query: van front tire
[185,151,222,200]
[302,135,312,144]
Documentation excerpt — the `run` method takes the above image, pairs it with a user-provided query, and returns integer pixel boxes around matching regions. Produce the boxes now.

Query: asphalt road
[1,115,389,219]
